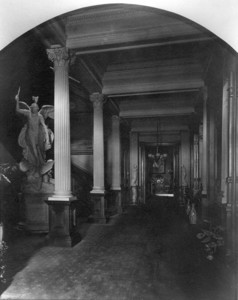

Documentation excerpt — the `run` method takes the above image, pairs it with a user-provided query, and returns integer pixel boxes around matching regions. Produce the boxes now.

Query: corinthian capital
[90,93,105,110]
[112,115,120,121]
[47,45,69,67]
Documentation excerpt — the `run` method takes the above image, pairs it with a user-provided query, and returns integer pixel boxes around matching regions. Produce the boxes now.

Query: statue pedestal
[23,182,54,233]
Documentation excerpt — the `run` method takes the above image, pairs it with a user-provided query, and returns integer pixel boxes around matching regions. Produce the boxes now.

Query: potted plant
[0,162,21,284]
[0,223,7,284]
[196,224,224,260]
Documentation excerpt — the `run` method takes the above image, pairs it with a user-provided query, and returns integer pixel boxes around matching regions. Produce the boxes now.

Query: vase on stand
[189,203,197,224]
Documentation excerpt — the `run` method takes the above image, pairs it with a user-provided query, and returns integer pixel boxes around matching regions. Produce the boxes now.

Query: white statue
[15,87,54,190]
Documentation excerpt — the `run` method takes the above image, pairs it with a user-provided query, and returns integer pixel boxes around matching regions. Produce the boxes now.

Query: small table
[155,193,174,197]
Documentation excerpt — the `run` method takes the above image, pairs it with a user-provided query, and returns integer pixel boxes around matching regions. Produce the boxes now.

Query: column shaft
[202,88,208,195]
[180,131,190,187]
[221,78,229,203]
[90,93,105,193]
[111,115,121,190]
[47,46,72,199]
[193,134,199,190]
[198,124,203,186]
[130,132,139,204]
[227,71,234,207]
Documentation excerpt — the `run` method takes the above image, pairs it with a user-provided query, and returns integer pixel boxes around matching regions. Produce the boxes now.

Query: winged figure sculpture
[15,89,54,190]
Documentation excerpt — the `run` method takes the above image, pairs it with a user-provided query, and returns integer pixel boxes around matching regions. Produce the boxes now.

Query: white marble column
[45,46,80,247]
[221,78,229,204]
[111,115,121,190]
[193,134,199,191]
[111,115,122,213]
[90,93,105,193]
[202,87,208,196]
[198,124,203,185]
[47,45,73,200]
[130,132,139,204]
[180,131,190,187]
[226,71,235,228]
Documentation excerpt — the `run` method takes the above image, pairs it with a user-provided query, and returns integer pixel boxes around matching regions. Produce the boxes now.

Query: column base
[90,191,106,224]
[106,190,122,217]
[116,190,122,214]
[225,203,233,256]
[201,193,208,220]
[45,198,81,247]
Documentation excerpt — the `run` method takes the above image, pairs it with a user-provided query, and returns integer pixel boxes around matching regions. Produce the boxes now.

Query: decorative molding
[112,115,120,121]
[67,7,151,25]
[226,177,238,183]
[90,93,105,110]
[47,46,69,67]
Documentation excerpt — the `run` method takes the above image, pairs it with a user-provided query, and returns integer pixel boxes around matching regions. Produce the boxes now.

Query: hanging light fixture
[148,119,167,169]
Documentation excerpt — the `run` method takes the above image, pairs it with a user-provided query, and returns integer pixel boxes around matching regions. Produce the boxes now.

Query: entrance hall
[0,3,238,300]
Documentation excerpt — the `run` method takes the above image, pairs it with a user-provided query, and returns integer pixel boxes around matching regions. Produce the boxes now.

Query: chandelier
[148,119,167,169]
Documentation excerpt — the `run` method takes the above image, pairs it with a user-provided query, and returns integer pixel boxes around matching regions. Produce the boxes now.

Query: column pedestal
[201,193,208,220]
[115,190,122,213]
[90,192,106,224]
[106,189,122,216]
[225,203,232,256]
[46,198,81,247]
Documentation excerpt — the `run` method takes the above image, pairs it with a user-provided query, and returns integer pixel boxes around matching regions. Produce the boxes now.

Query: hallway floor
[0,198,235,300]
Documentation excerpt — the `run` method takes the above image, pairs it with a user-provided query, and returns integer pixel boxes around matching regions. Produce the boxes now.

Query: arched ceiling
[0,0,237,52]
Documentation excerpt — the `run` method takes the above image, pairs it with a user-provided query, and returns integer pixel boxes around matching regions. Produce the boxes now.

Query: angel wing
[39,105,54,120]
[19,101,30,110]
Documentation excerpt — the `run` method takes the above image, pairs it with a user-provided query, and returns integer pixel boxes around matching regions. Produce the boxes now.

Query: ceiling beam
[74,36,212,55]
[107,88,199,98]
[139,135,181,144]
[120,105,195,118]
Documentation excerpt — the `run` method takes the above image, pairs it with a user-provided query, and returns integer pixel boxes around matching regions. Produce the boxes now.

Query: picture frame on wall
[152,160,165,174]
